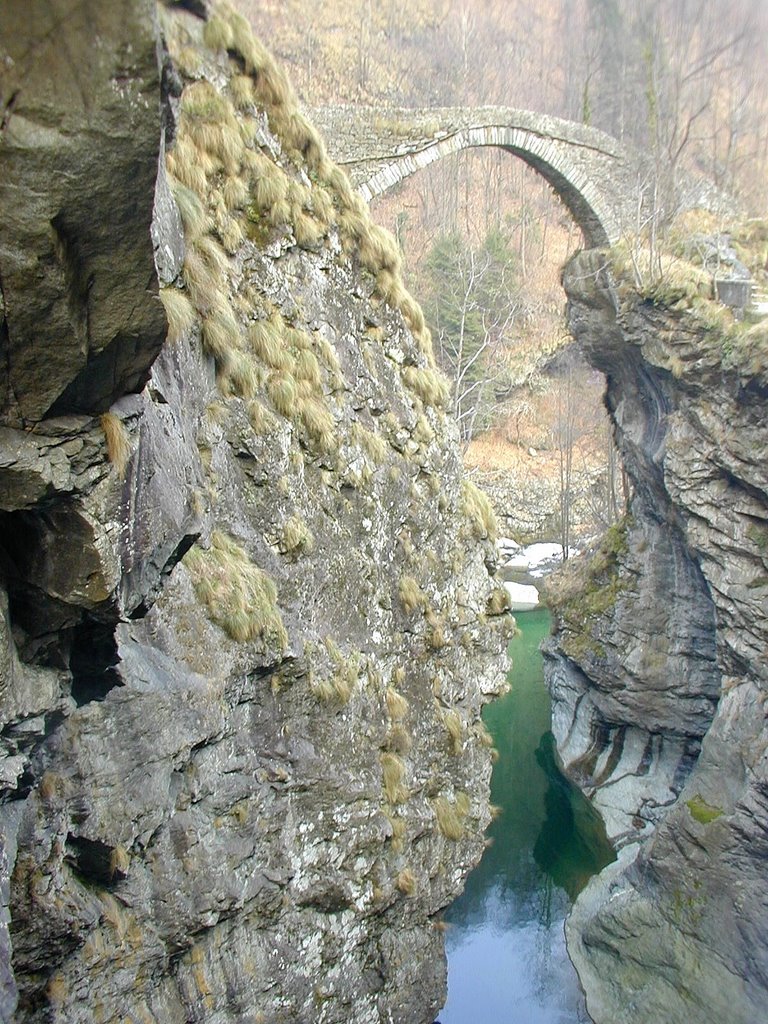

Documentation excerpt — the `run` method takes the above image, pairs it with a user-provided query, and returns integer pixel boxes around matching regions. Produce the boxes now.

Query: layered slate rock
[0,3,509,1022]
[546,249,768,1024]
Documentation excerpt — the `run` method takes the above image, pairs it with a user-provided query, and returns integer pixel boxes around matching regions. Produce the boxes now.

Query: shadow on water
[439,607,615,1024]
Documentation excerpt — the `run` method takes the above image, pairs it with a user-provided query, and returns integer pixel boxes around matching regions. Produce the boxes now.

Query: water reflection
[440,608,615,1024]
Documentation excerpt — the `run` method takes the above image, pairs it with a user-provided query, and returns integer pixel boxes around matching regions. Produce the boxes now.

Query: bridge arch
[311,107,633,249]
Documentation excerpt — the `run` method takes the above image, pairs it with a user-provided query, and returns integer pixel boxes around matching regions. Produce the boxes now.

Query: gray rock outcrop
[545,249,768,1024]
[0,3,509,1021]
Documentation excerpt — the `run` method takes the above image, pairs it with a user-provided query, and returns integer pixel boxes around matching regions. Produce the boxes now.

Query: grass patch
[159,287,197,344]
[396,868,417,896]
[746,521,768,553]
[280,514,314,556]
[460,479,498,542]
[546,517,631,663]
[184,530,287,650]
[686,794,723,825]
[100,413,131,479]
[442,710,464,756]
[385,686,409,721]
[381,753,409,805]
[399,575,428,614]
[433,793,470,840]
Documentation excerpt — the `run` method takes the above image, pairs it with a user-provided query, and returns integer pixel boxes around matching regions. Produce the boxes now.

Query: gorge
[0,2,767,1023]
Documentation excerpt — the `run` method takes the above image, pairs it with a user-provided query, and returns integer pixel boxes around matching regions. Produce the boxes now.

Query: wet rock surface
[0,4,509,1022]
[546,249,768,1024]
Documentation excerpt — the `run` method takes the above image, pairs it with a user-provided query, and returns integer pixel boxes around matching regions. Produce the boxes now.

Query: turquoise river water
[439,607,615,1024]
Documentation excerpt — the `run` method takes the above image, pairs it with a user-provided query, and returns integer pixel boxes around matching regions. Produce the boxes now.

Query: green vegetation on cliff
[545,517,631,663]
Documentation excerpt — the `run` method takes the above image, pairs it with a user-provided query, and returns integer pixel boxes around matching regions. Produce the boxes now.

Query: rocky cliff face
[0,3,509,1021]
[545,249,768,1024]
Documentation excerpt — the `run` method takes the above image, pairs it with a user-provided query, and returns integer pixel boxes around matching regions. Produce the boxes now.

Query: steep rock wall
[545,250,768,1024]
[0,3,510,1021]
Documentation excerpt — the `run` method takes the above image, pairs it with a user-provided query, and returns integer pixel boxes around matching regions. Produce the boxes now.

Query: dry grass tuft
[184,530,287,649]
[396,868,417,896]
[267,372,297,417]
[280,514,314,556]
[487,586,511,616]
[110,846,130,879]
[398,575,428,614]
[443,710,464,755]
[433,793,470,840]
[293,349,322,387]
[170,179,210,240]
[47,974,69,1006]
[100,413,131,479]
[385,686,409,722]
[296,395,336,452]
[461,479,499,542]
[312,638,361,703]
[159,287,197,345]
[203,15,234,52]
[386,813,407,853]
[474,720,495,748]
[249,317,288,369]
[223,175,249,212]
[223,351,259,399]
[381,752,409,805]
[292,209,325,249]
[230,74,254,110]
[201,300,241,365]
[247,400,278,435]
[384,722,413,755]
[401,366,450,408]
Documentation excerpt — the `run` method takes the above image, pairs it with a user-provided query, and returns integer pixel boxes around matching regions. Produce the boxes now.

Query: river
[439,607,615,1024]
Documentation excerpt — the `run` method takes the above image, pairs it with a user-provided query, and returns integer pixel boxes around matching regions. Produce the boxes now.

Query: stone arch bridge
[310,106,641,248]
